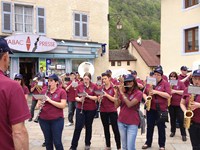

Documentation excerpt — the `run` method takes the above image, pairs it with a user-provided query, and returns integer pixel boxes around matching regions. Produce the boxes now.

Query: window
[127,61,130,66]
[14,5,33,32]
[185,0,199,8]
[117,61,121,66]
[1,2,45,34]
[74,13,88,38]
[111,61,115,66]
[185,27,199,53]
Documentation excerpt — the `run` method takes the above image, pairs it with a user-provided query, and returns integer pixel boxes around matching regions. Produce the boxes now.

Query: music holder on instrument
[32,94,46,100]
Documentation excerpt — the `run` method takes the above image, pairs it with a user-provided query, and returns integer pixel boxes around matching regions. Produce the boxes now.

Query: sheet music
[188,85,200,95]
[146,77,157,86]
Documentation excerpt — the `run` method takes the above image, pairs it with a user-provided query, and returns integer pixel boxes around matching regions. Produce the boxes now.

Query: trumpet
[34,86,50,123]
[146,84,153,111]
[184,94,195,129]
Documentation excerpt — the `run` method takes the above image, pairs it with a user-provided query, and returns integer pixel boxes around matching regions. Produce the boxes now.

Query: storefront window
[48,59,66,75]
[72,59,85,72]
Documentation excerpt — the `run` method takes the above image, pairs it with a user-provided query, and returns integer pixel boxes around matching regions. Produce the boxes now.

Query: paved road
[27,99,192,150]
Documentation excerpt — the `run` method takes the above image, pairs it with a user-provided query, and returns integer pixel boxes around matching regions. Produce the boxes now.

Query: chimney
[137,36,142,46]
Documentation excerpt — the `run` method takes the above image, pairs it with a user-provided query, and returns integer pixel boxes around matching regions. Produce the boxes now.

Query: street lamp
[108,13,122,30]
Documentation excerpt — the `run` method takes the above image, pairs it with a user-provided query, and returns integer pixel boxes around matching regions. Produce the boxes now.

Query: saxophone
[168,84,173,107]
[146,84,153,111]
[184,94,195,129]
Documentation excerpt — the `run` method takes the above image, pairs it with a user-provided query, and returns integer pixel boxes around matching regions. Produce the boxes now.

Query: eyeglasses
[170,76,176,77]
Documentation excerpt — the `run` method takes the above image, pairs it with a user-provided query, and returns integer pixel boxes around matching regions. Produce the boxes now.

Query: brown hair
[83,72,92,80]
[169,71,178,80]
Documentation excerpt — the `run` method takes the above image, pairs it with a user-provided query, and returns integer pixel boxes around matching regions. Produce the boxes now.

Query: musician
[38,73,67,150]
[65,72,78,126]
[98,72,121,150]
[131,70,144,90]
[168,72,187,141]
[178,66,191,87]
[106,69,119,85]
[29,75,44,121]
[0,38,30,149]
[69,72,98,150]
[94,75,102,118]
[14,73,30,100]
[180,69,200,149]
[142,67,171,150]
[156,65,168,82]
[115,74,142,150]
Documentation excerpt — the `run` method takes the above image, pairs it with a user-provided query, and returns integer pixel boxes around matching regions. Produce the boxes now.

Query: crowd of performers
[2,65,200,150]
[12,64,199,150]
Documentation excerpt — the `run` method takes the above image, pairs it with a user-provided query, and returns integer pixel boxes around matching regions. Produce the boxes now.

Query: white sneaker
[66,122,73,126]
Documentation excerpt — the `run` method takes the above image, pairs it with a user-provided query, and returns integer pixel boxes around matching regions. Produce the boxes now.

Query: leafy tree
[109,0,161,49]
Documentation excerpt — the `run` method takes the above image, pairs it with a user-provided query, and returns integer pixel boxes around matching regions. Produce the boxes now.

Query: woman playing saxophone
[180,69,200,149]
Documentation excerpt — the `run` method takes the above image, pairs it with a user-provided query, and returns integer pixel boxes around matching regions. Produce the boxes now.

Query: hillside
[109,0,161,49]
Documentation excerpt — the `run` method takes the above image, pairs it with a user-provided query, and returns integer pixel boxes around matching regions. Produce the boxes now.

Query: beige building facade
[0,0,109,84]
[161,0,200,75]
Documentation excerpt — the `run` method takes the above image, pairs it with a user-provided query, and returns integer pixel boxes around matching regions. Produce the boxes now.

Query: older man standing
[0,38,30,150]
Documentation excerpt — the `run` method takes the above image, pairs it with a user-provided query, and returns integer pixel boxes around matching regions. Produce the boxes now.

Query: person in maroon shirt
[65,72,78,126]
[178,66,191,87]
[106,69,119,85]
[114,74,142,150]
[98,72,121,150]
[0,38,30,150]
[168,72,187,141]
[142,67,171,150]
[29,75,44,121]
[37,73,67,150]
[70,72,98,150]
[14,73,30,100]
[180,69,200,149]
[131,70,144,90]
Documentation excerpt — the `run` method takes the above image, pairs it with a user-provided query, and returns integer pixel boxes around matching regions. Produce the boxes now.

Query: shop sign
[5,34,57,52]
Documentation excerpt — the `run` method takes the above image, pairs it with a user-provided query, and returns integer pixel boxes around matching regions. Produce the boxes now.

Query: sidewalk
[27,97,192,150]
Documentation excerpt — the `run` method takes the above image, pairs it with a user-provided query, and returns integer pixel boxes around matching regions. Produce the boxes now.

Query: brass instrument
[146,84,153,111]
[34,86,50,123]
[184,94,195,129]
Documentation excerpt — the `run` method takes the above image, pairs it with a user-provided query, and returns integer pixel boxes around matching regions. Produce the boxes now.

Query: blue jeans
[118,121,138,150]
[39,118,64,150]
[70,108,96,149]
[68,101,76,123]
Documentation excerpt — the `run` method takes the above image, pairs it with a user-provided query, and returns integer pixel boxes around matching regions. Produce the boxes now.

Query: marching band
[2,55,200,149]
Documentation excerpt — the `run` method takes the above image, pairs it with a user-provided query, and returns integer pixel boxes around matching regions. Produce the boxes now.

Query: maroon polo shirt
[23,85,30,95]
[170,81,185,106]
[136,78,144,85]
[162,75,168,82]
[76,82,97,110]
[66,81,77,102]
[31,81,41,100]
[40,87,67,120]
[144,79,171,111]
[178,74,190,87]
[111,77,119,85]
[100,84,117,112]
[0,70,30,150]
[118,89,143,125]
[182,88,200,124]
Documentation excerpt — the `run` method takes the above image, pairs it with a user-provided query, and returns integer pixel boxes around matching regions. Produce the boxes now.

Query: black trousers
[68,101,76,123]
[100,112,121,149]
[71,108,96,149]
[168,105,186,136]
[30,100,38,118]
[145,109,166,148]
[189,122,200,150]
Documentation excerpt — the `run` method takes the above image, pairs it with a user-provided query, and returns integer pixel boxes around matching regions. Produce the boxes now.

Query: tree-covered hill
[109,0,161,49]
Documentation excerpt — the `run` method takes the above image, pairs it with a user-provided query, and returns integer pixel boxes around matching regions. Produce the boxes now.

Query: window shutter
[82,14,88,37]
[37,7,45,34]
[2,2,12,33]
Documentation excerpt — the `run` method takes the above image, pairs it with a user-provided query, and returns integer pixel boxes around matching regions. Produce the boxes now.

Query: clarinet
[80,83,87,114]
[97,83,105,112]
[34,86,50,123]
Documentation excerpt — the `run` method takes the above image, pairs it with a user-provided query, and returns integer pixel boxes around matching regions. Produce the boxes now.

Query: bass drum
[78,62,94,78]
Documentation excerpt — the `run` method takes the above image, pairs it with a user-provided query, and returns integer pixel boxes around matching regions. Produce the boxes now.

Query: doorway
[19,58,38,89]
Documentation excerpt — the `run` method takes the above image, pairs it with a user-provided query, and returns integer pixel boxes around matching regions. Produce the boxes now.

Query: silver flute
[34,86,50,123]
